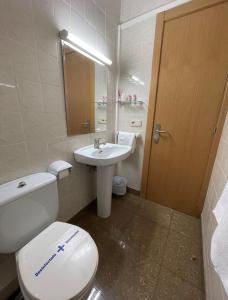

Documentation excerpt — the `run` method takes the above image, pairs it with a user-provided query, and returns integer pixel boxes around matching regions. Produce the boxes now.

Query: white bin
[112,176,128,196]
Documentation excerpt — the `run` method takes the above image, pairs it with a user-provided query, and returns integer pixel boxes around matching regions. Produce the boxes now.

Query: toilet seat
[16,222,98,300]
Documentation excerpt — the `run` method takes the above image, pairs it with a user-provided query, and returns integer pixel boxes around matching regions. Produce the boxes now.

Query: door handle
[81,120,90,129]
[153,123,167,144]
[155,129,167,134]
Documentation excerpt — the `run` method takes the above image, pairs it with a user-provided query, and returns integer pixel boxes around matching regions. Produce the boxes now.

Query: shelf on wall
[95,101,107,105]
[118,100,148,107]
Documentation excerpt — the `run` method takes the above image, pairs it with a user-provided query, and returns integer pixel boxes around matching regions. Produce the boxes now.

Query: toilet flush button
[17,181,27,188]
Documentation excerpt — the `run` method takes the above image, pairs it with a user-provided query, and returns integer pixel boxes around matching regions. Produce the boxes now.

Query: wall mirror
[62,44,108,135]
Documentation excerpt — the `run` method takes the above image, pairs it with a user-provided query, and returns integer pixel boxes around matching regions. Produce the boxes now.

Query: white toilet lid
[16,222,98,300]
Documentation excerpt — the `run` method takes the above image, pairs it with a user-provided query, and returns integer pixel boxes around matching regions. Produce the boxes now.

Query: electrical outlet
[98,119,107,124]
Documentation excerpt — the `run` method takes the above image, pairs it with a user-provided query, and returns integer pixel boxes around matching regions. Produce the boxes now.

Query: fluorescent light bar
[59,30,112,66]
[131,75,140,82]
[131,75,145,86]
[62,40,104,66]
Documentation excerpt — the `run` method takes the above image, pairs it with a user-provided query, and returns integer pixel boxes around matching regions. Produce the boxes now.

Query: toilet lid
[16,222,98,300]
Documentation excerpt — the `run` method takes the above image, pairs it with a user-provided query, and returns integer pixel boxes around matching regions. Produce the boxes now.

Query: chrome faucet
[94,138,106,149]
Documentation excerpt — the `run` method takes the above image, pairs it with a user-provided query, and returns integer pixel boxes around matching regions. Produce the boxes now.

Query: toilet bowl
[0,173,99,300]
[15,222,98,300]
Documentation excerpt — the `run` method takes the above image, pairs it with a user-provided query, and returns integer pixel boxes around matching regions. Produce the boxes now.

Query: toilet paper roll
[48,160,72,180]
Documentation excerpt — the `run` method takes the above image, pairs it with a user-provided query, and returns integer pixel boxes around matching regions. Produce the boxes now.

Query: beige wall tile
[202,113,228,300]
[18,80,43,111]
[10,41,40,82]
[0,112,25,145]
[0,0,120,295]
[71,0,85,17]
[42,84,65,113]
[121,0,176,22]
[0,143,29,182]
[26,141,49,172]
[38,50,62,86]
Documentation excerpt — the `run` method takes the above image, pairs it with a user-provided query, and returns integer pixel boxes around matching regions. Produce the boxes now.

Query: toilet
[0,172,98,300]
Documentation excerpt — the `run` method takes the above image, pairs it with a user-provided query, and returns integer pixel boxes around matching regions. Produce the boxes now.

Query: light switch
[130,120,142,127]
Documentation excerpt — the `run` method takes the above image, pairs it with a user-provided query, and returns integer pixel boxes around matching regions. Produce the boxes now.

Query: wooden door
[142,0,228,217]
[64,49,95,135]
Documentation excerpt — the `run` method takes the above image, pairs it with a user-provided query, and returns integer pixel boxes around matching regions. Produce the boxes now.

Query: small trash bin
[112,176,128,196]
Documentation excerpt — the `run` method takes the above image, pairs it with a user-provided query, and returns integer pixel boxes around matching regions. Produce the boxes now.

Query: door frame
[141,0,228,216]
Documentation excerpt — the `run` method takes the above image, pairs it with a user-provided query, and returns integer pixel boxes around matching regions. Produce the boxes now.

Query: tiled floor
[70,193,205,300]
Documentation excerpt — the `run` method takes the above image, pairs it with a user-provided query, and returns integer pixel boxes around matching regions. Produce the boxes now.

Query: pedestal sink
[74,143,131,218]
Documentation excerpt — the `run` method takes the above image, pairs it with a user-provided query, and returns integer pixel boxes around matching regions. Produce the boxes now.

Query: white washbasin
[73,142,132,218]
[74,143,131,166]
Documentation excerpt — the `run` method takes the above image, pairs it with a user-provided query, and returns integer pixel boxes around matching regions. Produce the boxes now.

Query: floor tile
[95,242,134,295]
[123,215,169,264]
[113,269,158,300]
[113,193,141,213]
[171,211,202,241]
[96,250,160,300]
[154,267,205,300]
[137,199,173,227]
[9,193,205,300]
[163,229,204,289]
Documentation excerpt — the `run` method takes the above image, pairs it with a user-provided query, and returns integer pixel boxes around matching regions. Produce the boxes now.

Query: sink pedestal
[97,165,114,218]
[74,143,132,218]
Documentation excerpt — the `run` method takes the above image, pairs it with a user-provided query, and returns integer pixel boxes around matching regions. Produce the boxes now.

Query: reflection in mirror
[62,44,108,135]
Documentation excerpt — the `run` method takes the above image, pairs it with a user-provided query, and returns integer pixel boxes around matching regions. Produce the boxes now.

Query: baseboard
[127,187,140,196]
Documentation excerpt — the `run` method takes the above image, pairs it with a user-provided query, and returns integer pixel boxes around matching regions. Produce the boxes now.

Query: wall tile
[38,50,62,86]
[18,80,43,111]
[95,0,121,24]
[35,28,59,59]
[0,143,29,181]
[222,140,228,177]
[54,0,71,31]
[70,9,86,40]
[32,0,54,25]
[117,17,154,190]
[106,15,117,44]
[96,32,108,57]
[85,0,97,28]
[121,0,174,22]
[96,5,106,37]
[83,21,97,48]
[42,84,65,113]
[71,0,85,17]
[21,110,67,142]
[0,38,19,112]
[0,0,120,295]
[202,113,228,300]
[47,136,73,163]
[0,6,8,39]
[0,86,19,113]
[26,141,49,172]
[6,13,36,49]
[10,41,40,82]
[5,0,33,18]
[211,161,227,199]
[0,112,24,145]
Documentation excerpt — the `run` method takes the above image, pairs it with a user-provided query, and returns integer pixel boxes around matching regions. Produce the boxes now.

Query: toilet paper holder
[48,160,73,180]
